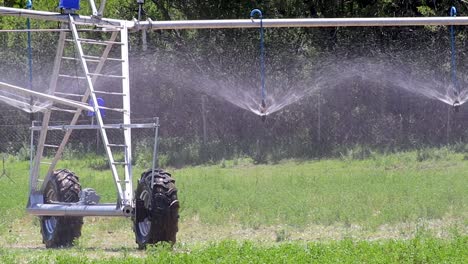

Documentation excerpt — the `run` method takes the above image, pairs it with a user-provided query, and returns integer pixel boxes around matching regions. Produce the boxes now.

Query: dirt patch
[178,215,466,244]
[1,215,466,250]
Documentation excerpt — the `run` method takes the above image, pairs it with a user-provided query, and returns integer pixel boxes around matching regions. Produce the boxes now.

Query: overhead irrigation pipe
[7,6,468,29]
[250,9,267,122]
[136,16,468,29]
[450,6,461,112]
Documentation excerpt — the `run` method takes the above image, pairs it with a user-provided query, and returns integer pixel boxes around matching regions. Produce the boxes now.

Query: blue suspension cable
[250,9,266,110]
[26,0,33,92]
[26,0,33,117]
[450,6,459,97]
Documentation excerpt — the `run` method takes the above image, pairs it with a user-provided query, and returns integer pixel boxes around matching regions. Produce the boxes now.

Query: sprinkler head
[453,100,460,112]
[260,99,267,110]
[259,99,267,122]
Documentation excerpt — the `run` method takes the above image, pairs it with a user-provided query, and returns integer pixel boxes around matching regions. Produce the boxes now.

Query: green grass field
[0,149,466,262]
[1,237,466,263]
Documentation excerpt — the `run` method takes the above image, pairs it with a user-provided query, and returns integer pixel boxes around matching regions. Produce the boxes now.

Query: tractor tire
[134,169,179,249]
[40,169,83,248]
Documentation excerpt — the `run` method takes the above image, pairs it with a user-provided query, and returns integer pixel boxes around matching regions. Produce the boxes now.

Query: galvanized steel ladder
[30,15,133,207]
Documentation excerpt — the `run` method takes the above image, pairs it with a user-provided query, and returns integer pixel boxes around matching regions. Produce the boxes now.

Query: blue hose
[450,6,459,97]
[250,9,266,108]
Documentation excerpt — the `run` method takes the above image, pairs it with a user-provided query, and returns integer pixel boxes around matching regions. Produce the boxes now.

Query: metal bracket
[79,188,101,205]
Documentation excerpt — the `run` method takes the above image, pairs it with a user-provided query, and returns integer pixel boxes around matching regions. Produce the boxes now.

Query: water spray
[250,8,267,122]
[450,6,461,112]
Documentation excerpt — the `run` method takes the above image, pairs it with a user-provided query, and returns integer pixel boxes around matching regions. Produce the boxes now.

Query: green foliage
[134,137,155,169]
[0,2,467,262]
[2,0,468,166]
[2,150,466,238]
[451,142,468,153]
[416,147,452,162]
[417,5,436,17]
[0,151,467,262]
[338,145,375,161]
[61,143,87,160]
[159,137,202,167]
[252,140,268,165]
[177,150,467,228]
[134,137,240,168]
[0,236,467,263]
[274,228,290,242]
[81,154,108,171]
[15,142,30,161]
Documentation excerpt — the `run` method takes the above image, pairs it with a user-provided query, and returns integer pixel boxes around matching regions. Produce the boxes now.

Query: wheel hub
[44,217,57,234]
[137,189,151,237]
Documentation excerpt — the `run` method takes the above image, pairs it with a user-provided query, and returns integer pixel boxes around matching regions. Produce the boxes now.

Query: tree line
[1,0,468,166]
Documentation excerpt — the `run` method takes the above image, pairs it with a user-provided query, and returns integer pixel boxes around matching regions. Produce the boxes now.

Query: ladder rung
[95,24,124,30]
[61,56,79,61]
[51,108,77,113]
[91,28,121,33]
[102,125,127,130]
[61,57,100,63]
[54,92,82,97]
[77,38,124,45]
[77,28,118,32]
[93,91,126,96]
[87,73,125,79]
[70,20,124,29]
[84,58,101,63]
[65,38,124,46]
[40,162,52,165]
[98,106,126,112]
[44,144,60,148]
[116,180,130,183]
[82,55,125,62]
[59,74,86,80]
[107,144,127,147]
[112,162,129,165]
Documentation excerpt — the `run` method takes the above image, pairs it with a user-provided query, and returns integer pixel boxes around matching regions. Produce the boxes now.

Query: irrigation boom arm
[0,81,94,112]
[3,6,468,30]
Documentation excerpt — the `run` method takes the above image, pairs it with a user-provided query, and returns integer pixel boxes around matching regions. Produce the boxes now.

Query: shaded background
[2,0,468,166]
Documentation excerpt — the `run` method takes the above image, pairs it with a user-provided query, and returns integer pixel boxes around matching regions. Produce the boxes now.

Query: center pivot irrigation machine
[0,0,468,249]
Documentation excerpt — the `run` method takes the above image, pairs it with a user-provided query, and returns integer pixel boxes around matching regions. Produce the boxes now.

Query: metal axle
[28,203,132,217]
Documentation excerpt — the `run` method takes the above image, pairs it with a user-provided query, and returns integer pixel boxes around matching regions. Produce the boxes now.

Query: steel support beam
[30,123,158,131]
